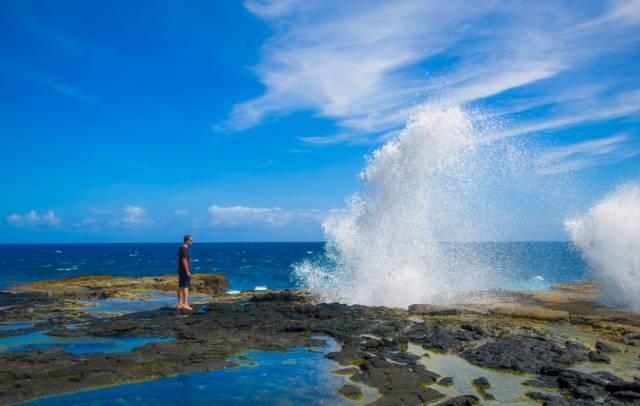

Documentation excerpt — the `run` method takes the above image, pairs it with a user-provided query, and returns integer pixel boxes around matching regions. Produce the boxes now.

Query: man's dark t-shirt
[177,245,191,275]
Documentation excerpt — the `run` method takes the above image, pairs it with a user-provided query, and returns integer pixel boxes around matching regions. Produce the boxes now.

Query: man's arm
[181,257,191,277]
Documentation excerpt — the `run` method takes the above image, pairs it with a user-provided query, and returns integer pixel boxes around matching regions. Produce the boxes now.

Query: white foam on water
[293,105,571,307]
[565,182,640,312]
[227,290,241,295]
[254,286,268,291]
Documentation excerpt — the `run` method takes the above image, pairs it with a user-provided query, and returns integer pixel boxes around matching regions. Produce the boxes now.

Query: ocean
[0,242,588,293]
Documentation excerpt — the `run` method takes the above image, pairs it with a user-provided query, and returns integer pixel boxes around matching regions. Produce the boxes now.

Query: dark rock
[556,369,608,401]
[437,377,454,386]
[461,336,588,373]
[408,304,463,316]
[352,357,443,405]
[336,384,363,401]
[460,324,486,336]
[605,379,640,394]
[472,376,494,400]
[613,390,640,401]
[471,376,490,390]
[434,395,480,405]
[595,341,620,353]
[522,376,559,389]
[526,391,557,401]
[588,351,611,363]
[250,291,306,303]
[409,324,483,353]
[370,387,444,406]
[566,340,590,353]
[333,367,360,376]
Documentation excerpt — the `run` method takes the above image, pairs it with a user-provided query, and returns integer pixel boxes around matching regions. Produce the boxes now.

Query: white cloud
[493,90,640,141]
[174,209,189,216]
[208,205,326,228]
[223,1,640,144]
[7,210,62,228]
[537,133,640,175]
[73,218,99,230]
[122,205,148,226]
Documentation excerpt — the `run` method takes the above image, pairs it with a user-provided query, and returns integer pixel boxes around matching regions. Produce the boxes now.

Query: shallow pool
[27,337,374,405]
[0,331,174,355]
[82,294,208,315]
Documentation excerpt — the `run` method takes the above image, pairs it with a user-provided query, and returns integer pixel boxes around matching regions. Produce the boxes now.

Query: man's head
[183,235,193,246]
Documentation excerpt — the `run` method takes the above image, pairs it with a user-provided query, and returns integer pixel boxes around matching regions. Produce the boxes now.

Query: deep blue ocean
[0,242,588,292]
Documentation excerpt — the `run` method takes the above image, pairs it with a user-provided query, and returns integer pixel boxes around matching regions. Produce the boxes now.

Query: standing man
[177,235,193,311]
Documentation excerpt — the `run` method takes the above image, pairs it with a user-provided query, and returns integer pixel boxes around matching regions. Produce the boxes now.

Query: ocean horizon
[0,241,589,294]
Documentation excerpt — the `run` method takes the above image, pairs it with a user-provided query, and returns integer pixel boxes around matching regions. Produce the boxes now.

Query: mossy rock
[352,358,367,367]
[337,384,363,401]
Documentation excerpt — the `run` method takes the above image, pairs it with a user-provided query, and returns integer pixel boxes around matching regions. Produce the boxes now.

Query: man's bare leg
[177,288,183,309]
[184,288,192,310]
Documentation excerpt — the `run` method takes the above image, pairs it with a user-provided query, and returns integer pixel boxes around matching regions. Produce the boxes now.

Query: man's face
[186,237,193,246]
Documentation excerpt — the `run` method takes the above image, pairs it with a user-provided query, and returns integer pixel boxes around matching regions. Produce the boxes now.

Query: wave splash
[294,106,524,307]
[565,182,640,312]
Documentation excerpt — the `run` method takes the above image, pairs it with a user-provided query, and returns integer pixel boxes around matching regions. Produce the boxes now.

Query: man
[177,234,193,311]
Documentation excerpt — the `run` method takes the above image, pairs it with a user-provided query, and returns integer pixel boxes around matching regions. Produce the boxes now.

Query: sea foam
[565,182,640,312]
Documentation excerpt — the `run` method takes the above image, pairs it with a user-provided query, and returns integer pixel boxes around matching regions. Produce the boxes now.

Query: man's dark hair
[183,235,192,242]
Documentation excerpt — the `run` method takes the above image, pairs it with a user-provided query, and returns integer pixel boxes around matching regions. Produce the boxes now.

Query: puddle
[0,331,174,355]
[82,294,209,315]
[0,322,35,332]
[551,324,640,381]
[27,337,375,405]
[409,343,556,404]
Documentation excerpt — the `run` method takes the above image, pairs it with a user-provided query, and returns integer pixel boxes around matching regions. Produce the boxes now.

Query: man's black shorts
[178,272,191,288]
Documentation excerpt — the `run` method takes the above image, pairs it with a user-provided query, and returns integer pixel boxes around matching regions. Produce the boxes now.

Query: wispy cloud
[26,74,98,104]
[6,210,62,228]
[208,204,326,229]
[494,90,640,141]
[224,1,640,144]
[537,133,640,175]
[122,205,149,226]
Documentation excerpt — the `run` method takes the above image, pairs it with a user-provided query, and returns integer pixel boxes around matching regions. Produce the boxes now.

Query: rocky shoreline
[1,275,640,405]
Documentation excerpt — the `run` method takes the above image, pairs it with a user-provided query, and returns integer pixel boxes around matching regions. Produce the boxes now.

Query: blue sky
[1,0,639,243]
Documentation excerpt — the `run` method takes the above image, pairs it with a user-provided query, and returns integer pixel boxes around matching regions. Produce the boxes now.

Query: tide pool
[0,331,174,355]
[27,337,376,405]
[83,293,209,315]
[0,322,35,332]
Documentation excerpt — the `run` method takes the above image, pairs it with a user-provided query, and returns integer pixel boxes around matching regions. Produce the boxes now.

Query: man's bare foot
[184,305,193,311]
[176,304,184,309]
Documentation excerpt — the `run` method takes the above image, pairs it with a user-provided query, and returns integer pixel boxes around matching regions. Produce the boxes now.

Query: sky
[0,0,639,243]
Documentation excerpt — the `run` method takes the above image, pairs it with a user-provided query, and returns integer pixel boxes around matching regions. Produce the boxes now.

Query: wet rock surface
[461,335,589,373]
[435,395,480,405]
[1,278,640,405]
[337,384,363,400]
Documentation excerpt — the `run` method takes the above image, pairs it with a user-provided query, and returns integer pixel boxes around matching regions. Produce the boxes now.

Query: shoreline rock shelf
[1,276,639,405]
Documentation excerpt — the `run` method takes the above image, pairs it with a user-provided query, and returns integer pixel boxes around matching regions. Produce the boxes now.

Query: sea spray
[565,182,640,312]
[294,105,575,307]
[295,107,498,307]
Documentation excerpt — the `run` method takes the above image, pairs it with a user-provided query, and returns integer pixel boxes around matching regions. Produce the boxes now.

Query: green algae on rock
[15,274,229,300]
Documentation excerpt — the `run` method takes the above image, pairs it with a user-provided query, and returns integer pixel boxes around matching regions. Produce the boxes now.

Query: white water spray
[565,182,640,312]
[295,107,504,307]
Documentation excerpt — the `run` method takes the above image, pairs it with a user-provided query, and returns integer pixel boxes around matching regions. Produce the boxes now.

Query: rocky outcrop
[461,335,589,373]
[16,274,229,299]
[2,278,640,405]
